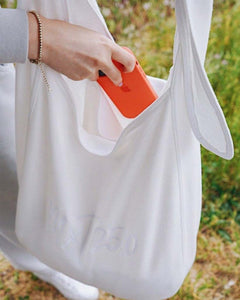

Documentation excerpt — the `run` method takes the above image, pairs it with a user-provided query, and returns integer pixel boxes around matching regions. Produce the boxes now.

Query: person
[0,6,136,300]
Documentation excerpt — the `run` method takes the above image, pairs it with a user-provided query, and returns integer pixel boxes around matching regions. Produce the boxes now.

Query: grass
[0,0,239,299]
[1,226,240,299]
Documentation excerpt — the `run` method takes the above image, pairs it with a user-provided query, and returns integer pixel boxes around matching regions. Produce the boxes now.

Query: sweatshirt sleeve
[0,8,29,63]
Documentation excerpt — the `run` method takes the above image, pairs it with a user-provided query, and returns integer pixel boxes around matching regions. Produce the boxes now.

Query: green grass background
[0,0,239,299]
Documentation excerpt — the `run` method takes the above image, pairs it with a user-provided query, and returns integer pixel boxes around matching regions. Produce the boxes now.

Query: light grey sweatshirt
[0,8,28,63]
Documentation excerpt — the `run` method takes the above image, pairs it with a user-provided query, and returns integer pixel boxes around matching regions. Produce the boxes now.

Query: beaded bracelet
[28,10,51,92]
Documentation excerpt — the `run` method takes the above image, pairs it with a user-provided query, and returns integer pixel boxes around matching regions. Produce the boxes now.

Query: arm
[0,8,136,86]
[27,12,136,86]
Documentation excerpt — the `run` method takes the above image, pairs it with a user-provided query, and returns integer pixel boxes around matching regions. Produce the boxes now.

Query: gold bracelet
[28,10,42,64]
[28,10,51,92]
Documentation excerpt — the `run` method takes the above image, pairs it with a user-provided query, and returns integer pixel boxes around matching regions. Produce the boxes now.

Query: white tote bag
[0,63,20,245]
[14,1,234,299]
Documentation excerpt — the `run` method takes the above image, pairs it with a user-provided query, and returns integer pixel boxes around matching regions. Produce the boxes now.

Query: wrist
[27,12,51,64]
[27,12,38,61]
[40,16,54,65]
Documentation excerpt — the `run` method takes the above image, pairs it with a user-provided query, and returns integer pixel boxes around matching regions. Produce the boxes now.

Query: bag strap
[173,0,234,159]
[85,0,234,159]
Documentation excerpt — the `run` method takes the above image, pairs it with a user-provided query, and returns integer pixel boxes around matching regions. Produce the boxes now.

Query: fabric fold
[174,0,234,159]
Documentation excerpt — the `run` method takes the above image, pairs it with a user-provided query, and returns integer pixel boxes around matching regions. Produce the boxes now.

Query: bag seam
[28,65,43,122]
[170,48,185,269]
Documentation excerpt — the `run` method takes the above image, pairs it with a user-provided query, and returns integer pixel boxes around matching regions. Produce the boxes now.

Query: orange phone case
[97,47,158,118]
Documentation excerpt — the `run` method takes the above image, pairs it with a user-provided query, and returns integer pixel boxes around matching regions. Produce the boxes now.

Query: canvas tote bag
[14,0,234,299]
[0,63,20,245]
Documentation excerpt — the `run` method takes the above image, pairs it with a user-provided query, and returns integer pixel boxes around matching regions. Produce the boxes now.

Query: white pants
[0,63,49,272]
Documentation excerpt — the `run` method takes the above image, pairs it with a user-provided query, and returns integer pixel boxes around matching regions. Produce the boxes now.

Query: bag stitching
[28,65,45,122]
[170,44,185,268]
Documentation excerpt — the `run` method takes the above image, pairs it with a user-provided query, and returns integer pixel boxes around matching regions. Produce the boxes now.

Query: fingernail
[118,82,123,87]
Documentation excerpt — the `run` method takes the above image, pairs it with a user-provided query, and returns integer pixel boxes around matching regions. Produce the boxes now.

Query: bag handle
[59,0,234,159]
[87,0,234,159]
[85,0,235,159]
[173,0,234,159]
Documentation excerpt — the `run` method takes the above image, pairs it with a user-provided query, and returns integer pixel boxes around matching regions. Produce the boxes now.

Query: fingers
[100,59,123,86]
[88,69,99,82]
[88,42,136,85]
[111,43,136,73]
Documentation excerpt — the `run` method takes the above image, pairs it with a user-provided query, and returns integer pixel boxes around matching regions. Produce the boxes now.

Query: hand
[28,13,136,86]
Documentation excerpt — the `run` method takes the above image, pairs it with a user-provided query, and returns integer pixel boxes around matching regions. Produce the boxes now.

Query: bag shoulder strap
[74,0,235,160]
[88,0,234,159]
[173,0,234,159]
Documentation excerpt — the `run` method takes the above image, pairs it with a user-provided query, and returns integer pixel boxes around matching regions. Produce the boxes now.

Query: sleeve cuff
[0,8,29,63]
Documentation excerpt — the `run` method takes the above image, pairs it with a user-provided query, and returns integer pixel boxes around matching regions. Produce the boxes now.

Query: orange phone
[97,47,158,118]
